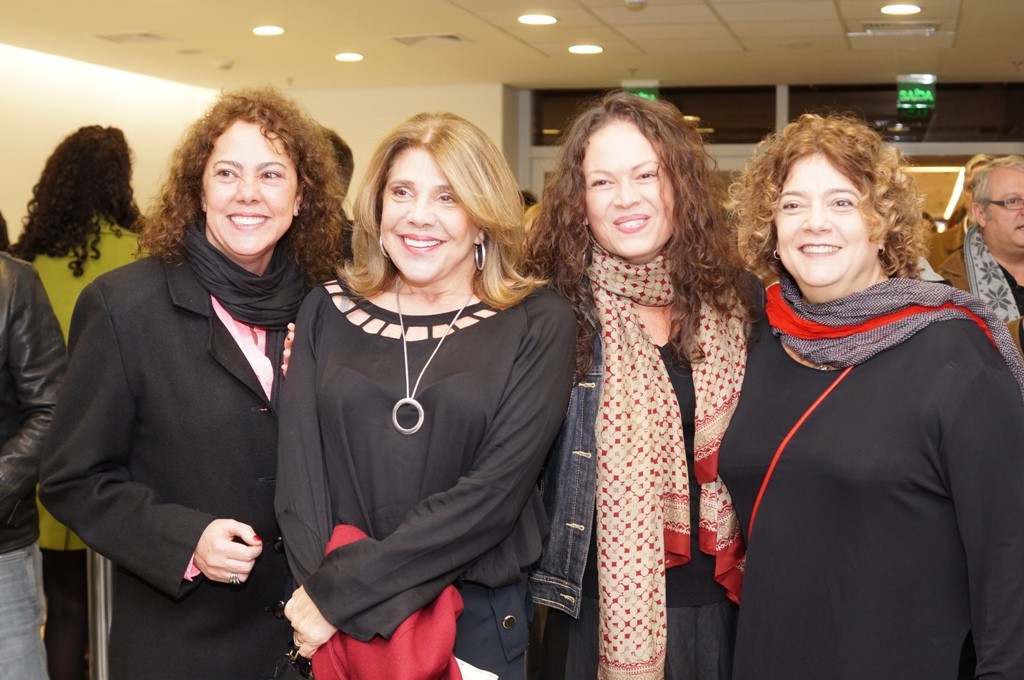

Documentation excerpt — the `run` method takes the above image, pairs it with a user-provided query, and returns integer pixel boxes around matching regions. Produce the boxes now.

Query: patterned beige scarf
[587,246,747,680]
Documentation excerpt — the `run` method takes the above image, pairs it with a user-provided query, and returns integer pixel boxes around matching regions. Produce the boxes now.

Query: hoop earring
[379,234,390,260]
[474,241,487,271]
[772,248,780,260]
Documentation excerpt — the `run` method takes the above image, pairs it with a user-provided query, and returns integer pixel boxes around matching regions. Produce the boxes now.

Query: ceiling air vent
[392,33,470,48]
[857,21,942,36]
[93,32,169,44]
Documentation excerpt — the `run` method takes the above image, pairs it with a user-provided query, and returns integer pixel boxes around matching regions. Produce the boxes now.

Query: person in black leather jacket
[0,250,65,677]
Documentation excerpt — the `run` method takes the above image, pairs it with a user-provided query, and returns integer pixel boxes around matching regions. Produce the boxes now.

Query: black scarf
[184,224,307,404]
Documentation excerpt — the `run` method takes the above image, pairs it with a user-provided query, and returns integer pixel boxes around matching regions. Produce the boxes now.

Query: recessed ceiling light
[569,44,603,55]
[252,25,285,36]
[518,14,557,25]
[335,52,364,62]
[880,4,921,15]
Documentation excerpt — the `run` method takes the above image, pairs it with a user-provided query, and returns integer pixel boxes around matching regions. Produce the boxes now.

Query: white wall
[1,43,520,241]
[297,82,518,211]
[0,43,218,239]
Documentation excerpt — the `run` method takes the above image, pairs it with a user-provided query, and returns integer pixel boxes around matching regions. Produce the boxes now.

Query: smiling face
[582,120,674,264]
[201,120,300,275]
[775,154,887,303]
[379,147,481,297]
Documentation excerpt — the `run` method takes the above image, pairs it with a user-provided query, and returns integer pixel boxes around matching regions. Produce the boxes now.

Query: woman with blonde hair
[276,112,575,679]
[721,113,1024,679]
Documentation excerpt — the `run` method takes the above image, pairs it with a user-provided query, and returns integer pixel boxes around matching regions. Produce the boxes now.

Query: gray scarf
[964,225,1019,323]
[767,274,1024,401]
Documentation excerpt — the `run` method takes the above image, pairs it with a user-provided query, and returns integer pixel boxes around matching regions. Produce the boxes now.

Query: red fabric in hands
[311,525,464,680]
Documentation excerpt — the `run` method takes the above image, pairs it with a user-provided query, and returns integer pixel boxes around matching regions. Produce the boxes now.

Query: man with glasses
[939,155,1024,353]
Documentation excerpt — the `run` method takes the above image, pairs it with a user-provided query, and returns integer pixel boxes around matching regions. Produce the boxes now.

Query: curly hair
[14,125,140,276]
[346,111,540,309]
[731,113,927,283]
[524,90,754,375]
[140,87,345,283]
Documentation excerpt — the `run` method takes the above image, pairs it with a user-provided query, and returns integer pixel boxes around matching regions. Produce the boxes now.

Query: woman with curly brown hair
[526,90,757,680]
[720,113,1024,679]
[40,87,346,679]
[13,124,140,680]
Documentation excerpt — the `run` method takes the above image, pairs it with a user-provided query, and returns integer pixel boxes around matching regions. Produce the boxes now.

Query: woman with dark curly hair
[526,90,757,680]
[720,114,1024,679]
[14,125,140,273]
[13,124,140,680]
[40,87,346,680]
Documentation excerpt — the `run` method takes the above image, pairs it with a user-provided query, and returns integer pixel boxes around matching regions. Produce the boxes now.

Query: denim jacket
[528,336,603,618]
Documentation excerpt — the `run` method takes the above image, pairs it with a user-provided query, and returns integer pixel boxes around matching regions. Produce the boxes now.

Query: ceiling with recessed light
[0,0,1018,91]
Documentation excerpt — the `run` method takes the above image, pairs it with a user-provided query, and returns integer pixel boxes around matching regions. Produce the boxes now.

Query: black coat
[40,257,292,680]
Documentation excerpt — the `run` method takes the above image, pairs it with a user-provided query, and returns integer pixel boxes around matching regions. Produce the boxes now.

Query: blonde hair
[346,112,539,308]
[731,113,927,282]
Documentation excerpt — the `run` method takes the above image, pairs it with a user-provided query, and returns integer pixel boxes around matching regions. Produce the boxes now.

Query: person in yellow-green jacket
[12,124,140,680]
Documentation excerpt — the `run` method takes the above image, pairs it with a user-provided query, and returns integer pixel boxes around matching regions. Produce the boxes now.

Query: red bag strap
[747,365,853,538]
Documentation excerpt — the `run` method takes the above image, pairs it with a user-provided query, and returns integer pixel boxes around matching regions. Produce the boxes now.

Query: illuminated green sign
[897,74,936,111]
[622,79,659,101]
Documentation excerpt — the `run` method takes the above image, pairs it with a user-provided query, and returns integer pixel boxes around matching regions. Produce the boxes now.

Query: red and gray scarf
[767,274,1024,400]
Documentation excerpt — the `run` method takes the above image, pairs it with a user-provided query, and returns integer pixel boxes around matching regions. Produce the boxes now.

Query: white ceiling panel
[0,0,1014,90]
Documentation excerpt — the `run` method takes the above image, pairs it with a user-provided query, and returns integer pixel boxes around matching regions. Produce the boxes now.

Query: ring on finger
[228,572,241,586]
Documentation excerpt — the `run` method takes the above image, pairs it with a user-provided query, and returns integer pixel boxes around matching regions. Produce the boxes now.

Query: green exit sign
[622,79,659,101]
[897,74,936,111]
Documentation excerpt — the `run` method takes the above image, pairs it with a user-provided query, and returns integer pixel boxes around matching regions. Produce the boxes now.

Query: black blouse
[276,284,576,641]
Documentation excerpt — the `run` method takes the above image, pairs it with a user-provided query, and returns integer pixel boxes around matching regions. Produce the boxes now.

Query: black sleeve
[0,259,65,522]
[275,287,334,585]
[943,361,1024,677]
[40,281,215,597]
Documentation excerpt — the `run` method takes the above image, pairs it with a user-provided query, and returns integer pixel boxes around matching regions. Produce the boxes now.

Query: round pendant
[392,397,424,435]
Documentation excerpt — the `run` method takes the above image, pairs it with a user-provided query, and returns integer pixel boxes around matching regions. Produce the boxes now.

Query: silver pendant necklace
[392,286,473,435]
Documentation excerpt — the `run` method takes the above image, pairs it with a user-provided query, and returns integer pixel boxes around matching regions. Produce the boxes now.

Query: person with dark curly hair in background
[39,88,346,680]
[12,124,140,680]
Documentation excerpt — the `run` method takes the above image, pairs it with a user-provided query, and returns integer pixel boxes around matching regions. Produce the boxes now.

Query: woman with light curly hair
[40,87,345,679]
[719,113,1024,679]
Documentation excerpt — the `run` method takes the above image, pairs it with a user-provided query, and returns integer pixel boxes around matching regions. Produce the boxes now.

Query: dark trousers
[42,548,89,680]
